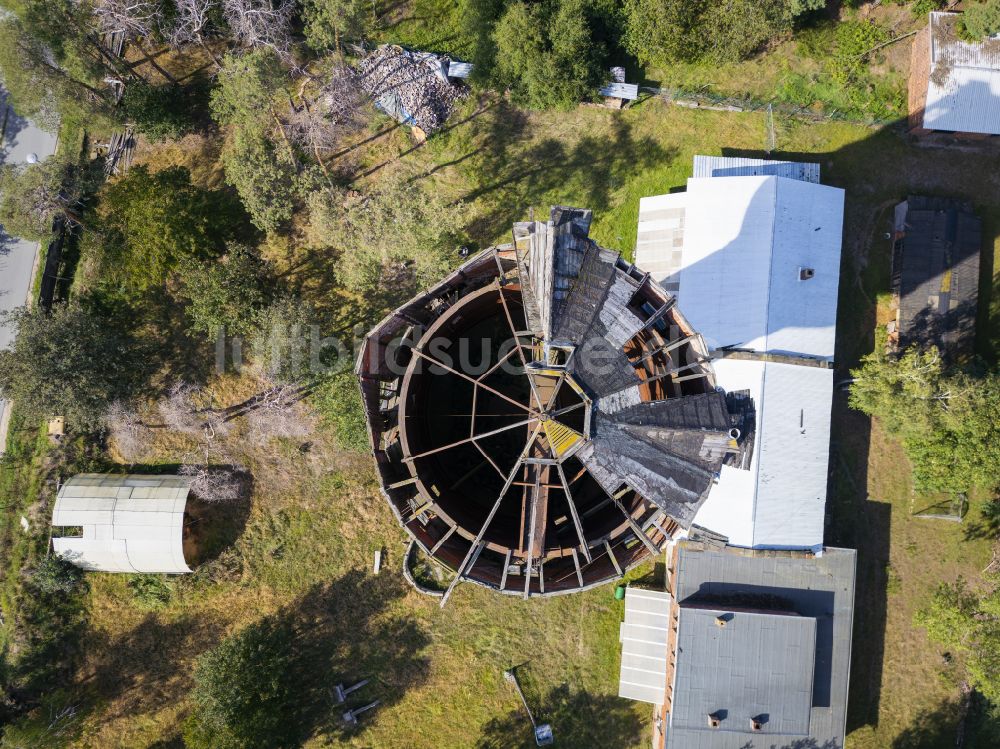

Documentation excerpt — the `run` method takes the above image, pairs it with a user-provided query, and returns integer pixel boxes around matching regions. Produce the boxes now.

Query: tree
[179,463,248,503]
[92,0,165,40]
[961,0,1000,42]
[0,13,112,130]
[221,0,295,53]
[285,64,365,159]
[623,0,801,66]
[301,0,369,51]
[0,157,95,242]
[0,301,144,428]
[916,578,1000,704]
[246,296,324,383]
[183,616,302,749]
[104,400,149,461]
[92,165,239,290]
[850,343,1000,492]
[698,0,794,64]
[168,0,219,54]
[177,244,275,337]
[492,0,606,109]
[210,49,286,131]
[307,171,469,299]
[623,0,706,65]
[221,127,298,234]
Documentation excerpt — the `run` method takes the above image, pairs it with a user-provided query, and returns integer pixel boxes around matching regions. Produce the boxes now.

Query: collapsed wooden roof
[891,195,981,359]
[357,207,754,601]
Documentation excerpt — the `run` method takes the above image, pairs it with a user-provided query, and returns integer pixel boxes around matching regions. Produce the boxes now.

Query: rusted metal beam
[499,549,512,591]
[605,540,623,577]
[410,348,533,414]
[403,416,536,462]
[572,547,584,587]
[556,462,592,564]
[430,524,456,554]
[440,424,542,607]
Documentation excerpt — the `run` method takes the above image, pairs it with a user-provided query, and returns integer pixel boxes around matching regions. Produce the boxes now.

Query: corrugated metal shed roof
[893,196,981,357]
[599,82,639,100]
[672,174,844,360]
[447,60,473,79]
[633,162,842,551]
[672,606,816,736]
[51,473,192,574]
[923,12,1000,134]
[692,155,820,183]
[618,587,671,704]
[667,545,857,749]
[690,359,831,551]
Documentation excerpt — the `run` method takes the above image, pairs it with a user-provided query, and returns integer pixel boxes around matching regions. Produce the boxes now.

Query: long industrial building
[625,156,855,749]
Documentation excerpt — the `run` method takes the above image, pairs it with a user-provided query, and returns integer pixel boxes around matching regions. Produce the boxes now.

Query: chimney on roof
[707,713,722,729]
[750,714,767,731]
[715,615,728,628]
[799,267,815,281]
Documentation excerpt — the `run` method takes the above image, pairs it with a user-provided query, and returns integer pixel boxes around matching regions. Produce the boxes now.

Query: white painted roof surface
[673,175,844,360]
[51,474,192,574]
[923,12,1000,135]
[618,587,671,704]
[635,162,841,550]
[690,359,831,550]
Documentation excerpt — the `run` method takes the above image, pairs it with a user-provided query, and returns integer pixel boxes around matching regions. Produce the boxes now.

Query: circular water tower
[357,207,751,601]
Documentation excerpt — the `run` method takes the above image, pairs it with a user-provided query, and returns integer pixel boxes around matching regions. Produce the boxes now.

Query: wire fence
[639,84,902,128]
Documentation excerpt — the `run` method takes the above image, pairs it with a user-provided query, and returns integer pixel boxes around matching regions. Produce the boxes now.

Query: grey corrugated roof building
[649,543,856,749]
[890,196,982,359]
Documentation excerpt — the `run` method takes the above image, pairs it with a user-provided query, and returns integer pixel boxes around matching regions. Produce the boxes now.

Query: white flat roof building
[51,473,192,574]
[635,158,844,551]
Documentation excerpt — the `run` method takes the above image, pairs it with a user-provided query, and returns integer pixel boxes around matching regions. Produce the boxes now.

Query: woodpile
[356,45,465,135]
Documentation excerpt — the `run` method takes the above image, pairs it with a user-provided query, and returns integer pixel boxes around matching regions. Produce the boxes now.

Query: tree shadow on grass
[181,569,429,747]
[964,498,1000,542]
[476,681,644,749]
[460,101,677,245]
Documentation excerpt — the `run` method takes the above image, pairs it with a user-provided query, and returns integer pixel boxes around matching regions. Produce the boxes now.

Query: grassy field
[9,97,994,748]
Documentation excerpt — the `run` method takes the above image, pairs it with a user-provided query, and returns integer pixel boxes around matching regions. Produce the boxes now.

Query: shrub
[93,165,242,291]
[128,574,174,610]
[0,300,145,428]
[960,0,1000,41]
[183,617,302,749]
[26,555,84,595]
[313,370,368,451]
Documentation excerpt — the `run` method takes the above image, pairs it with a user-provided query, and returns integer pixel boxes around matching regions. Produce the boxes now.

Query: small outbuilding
[909,12,1000,137]
[51,473,193,574]
[890,196,982,358]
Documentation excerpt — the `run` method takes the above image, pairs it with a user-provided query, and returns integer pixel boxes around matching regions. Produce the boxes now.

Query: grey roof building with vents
[656,544,857,749]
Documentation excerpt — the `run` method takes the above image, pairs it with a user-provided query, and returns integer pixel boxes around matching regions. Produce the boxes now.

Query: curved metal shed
[51,473,192,574]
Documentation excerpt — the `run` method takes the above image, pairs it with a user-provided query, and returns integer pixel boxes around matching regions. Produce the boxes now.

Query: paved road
[0,90,59,450]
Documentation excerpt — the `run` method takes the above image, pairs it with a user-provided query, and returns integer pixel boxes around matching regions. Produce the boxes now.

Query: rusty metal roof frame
[356,207,754,603]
